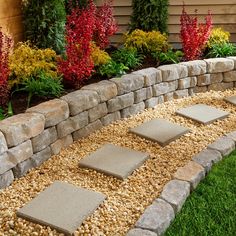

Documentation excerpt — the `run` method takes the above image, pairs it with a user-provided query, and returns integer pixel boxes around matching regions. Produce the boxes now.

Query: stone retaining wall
[1,57,236,189]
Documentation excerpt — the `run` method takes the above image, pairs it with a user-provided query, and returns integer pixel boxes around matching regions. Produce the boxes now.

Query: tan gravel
[0,89,236,236]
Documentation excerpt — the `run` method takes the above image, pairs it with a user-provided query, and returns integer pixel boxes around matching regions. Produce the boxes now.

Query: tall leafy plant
[130,0,169,33]
[22,0,66,54]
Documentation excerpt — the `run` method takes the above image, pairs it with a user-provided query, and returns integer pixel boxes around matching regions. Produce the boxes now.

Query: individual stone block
[130,119,189,146]
[31,147,52,167]
[146,86,153,99]
[208,82,234,91]
[0,113,45,147]
[205,58,234,73]
[100,112,121,126]
[134,88,147,103]
[110,74,144,95]
[227,56,236,69]
[188,88,194,96]
[226,131,236,142]
[153,81,177,96]
[207,136,235,156]
[197,74,211,86]
[158,64,188,81]
[51,135,73,155]
[173,90,189,99]
[0,152,16,175]
[8,140,33,164]
[0,170,14,189]
[61,90,100,116]
[0,131,7,155]
[176,104,229,124]
[31,127,57,153]
[79,144,149,180]
[127,228,157,236]
[164,92,174,102]
[17,181,106,235]
[192,149,222,173]
[173,161,205,190]
[135,198,174,235]
[193,86,208,93]
[73,120,103,141]
[223,71,236,82]
[224,95,236,105]
[145,97,163,109]
[210,73,223,84]
[107,93,134,113]
[132,67,162,86]
[88,103,108,122]
[13,158,34,178]
[121,102,145,118]
[81,80,117,102]
[178,77,197,89]
[160,180,190,213]
[180,60,207,76]
[27,99,69,128]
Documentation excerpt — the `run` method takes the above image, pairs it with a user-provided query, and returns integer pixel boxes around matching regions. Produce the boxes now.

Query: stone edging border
[0,57,236,189]
[126,132,236,236]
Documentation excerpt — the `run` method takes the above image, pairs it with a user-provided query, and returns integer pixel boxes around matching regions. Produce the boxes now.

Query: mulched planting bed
[0,89,236,235]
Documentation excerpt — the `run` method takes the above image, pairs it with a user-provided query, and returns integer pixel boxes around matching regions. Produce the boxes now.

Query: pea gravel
[0,89,236,236]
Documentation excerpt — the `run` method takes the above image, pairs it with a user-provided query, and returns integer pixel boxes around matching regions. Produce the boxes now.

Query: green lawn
[165,150,236,236]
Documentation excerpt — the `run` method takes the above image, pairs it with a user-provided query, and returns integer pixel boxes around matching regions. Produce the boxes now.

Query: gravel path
[0,90,236,236]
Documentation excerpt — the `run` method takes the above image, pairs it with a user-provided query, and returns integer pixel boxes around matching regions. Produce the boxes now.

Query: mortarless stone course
[180,60,207,76]
[134,88,147,103]
[121,102,145,118]
[100,111,121,126]
[135,198,175,235]
[153,81,177,96]
[173,90,189,99]
[223,71,236,82]
[208,82,234,91]
[31,147,52,168]
[192,149,222,173]
[178,77,197,89]
[160,180,190,213]
[210,73,223,84]
[0,131,7,155]
[207,136,235,156]
[193,86,208,93]
[127,228,157,236]
[146,86,153,99]
[158,64,188,81]
[205,58,234,73]
[0,152,16,175]
[145,97,160,109]
[227,56,236,69]
[0,170,14,189]
[51,135,73,155]
[26,99,69,128]
[12,158,34,178]
[173,161,205,190]
[164,92,174,102]
[197,74,211,86]
[88,103,108,122]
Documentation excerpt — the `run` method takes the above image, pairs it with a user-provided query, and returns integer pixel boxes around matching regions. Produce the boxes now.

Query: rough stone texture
[0,131,7,155]
[107,93,134,113]
[0,113,45,148]
[193,86,208,93]
[153,81,177,96]
[81,80,117,102]
[188,88,194,97]
[26,99,69,128]
[192,149,222,173]
[12,158,34,178]
[207,136,235,156]
[110,74,144,95]
[73,120,103,141]
[8,140,33,164]
[31,127,57,153]
[145,97,160,109]
[178,77,197,89]
[31,147,52,168]
[158,64,188,81]
[224,95,236,105]
[17,181,106,235]
[197,74,211,86]
[146,87,153,99]
[227,56,236,69]
[0,152,16,175]
[79,144,149,180]
[160,180,190,213]
[100,112,121,126]
[134,88,147,103]
[135,198,174,235]
[164,92,174,102]
[205,58,234,73]
[226,131,236,142]
[0,170,14,189]
[173,161,205,190]
[210,73,224,84]
[57,112,88,138]
[51,135,73,155]
[173,90,189,99]
[223,71,236,82]
[126,228,157,236]
[61,90,100,116]
[121,102,145,118]
[132,67,162,86]
[88,103,108,122]
[180,60,207,76]
[208,82,234,92]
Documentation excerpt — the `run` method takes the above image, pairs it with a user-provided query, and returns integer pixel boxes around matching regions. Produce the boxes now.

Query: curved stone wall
[0,57,236,189]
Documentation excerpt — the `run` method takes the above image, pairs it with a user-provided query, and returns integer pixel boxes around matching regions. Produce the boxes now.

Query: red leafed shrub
[0,28,12,106]
[180,6,212,61]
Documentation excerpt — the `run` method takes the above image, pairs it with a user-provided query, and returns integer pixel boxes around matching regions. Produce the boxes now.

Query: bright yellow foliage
[125,29,169,54]
[9,42,58,87]
[207,28,230,48]
[90,43,111,66]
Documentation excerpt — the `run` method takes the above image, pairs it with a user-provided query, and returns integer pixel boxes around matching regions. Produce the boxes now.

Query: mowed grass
[165,150,236,236]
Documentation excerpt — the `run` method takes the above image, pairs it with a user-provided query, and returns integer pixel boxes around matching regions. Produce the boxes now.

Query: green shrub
[22,0,66,54]
[130,0,169,33]
[206,43,236,58]
[153,49,183,64]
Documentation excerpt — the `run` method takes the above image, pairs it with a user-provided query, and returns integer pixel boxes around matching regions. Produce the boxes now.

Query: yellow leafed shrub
[207,27,230,48]
[9,42,58,87]
[91,43,111,67]
[125,29,169,54]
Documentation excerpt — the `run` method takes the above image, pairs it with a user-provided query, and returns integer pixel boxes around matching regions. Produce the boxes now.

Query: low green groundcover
[165,150,236,236]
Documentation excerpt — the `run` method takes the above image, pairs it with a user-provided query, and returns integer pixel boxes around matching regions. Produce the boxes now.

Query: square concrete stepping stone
[130,119,190,146]
[224,95,236,105]
[176,104,229,124]
[17,181,106,235]
[79,144,149,180]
